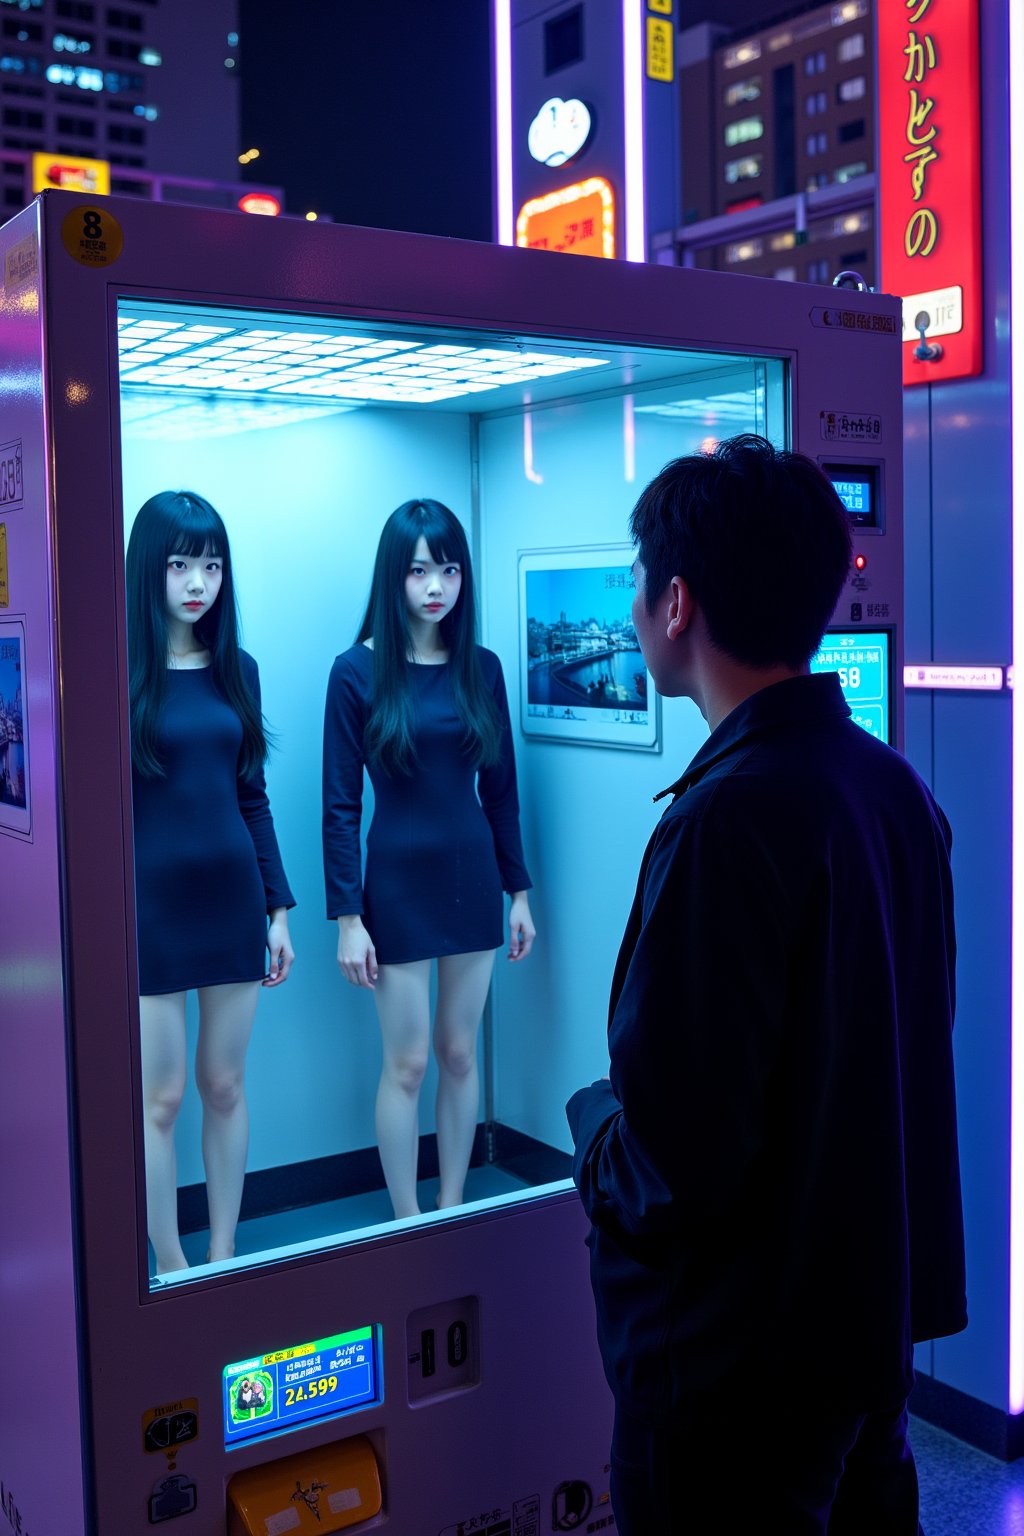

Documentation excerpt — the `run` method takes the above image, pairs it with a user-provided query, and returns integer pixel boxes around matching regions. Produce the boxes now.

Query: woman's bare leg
[139,991,189,1274]
[434,949,495,1209]
[373,960,431,1218]
[195,980,260,1262]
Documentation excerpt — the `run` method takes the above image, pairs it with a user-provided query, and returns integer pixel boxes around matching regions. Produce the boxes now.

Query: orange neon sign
[238,193,281,217]
[515,177,615,259]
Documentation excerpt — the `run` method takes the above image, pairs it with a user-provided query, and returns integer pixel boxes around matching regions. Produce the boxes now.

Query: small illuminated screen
[811,631,890,742]
[223,1326,377,1446]
[825,463,879,528]
[832,478,871,518]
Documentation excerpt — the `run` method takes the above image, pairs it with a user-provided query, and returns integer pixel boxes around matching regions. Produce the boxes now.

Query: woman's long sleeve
[322,652,368,918]
[477,655,532,894]
[237,652,295,912]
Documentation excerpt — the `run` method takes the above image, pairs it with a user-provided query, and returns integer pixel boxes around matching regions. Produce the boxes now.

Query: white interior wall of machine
[118,301,782,1260]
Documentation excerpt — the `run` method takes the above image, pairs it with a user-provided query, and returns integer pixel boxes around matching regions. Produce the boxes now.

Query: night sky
[238,0,494,238]
[238,0,792,238]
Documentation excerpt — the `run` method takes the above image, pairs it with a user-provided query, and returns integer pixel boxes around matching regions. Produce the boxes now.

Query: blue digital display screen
[223,1326,378,1447]
[832,478,872,518]
[825,464,879,528]
[811,630,890,742]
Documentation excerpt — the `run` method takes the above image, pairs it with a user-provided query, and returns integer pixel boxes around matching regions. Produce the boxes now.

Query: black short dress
[131,651,294,995]
[322,644,531,965]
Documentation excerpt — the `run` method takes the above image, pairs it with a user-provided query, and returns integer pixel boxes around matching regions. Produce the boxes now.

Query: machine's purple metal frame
[0,189,903,1534]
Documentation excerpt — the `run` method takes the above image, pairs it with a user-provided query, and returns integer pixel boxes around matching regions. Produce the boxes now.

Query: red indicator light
[854,554,867,571]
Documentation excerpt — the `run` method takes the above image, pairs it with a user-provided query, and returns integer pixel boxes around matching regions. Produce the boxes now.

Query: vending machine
[0,190,903,1535]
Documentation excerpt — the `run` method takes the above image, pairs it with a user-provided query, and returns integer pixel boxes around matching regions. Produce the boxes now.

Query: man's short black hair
[630,434,853,670]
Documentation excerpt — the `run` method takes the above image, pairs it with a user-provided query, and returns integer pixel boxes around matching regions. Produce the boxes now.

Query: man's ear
[666,576,695,640]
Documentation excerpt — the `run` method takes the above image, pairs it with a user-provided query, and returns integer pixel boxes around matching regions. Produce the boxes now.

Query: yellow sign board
[32,153,110,197]
[516,177,616,259]
[648,0,673,13]
[646,17,674,81]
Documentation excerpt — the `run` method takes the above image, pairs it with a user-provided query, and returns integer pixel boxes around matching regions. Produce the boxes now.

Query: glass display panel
[223,1325,378,1446]
[811,630,891,742]
[116,296,787,1288]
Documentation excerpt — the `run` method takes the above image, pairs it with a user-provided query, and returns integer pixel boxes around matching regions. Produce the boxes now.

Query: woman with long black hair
[127,490,294,1274]
[323,499,534,1219]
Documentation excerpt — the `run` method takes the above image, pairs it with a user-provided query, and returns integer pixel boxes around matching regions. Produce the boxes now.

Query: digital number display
[223,1326,377,1446]
[811,630,890,742]
[832,478,871,517]
[824,463,879,528]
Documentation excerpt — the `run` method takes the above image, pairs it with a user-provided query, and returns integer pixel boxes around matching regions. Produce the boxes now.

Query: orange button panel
[227,1433,382,1534]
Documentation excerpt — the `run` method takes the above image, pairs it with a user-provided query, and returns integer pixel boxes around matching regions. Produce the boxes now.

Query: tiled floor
[914,1417,1024,1535]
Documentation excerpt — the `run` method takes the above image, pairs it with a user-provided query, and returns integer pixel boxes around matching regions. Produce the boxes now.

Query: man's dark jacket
[567,672,966,1417]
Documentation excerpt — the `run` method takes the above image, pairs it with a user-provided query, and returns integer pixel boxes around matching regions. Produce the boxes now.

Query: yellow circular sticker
[61,205,124,268]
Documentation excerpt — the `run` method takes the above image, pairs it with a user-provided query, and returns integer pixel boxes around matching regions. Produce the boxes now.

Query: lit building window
[833,209,871,236]
[806,94,817,117]
[837,32,865,62]
[138,47,160,66]
[774,266,798,281]
[806,133,817,157]
[53,31,92,52]
[770,230,797,250]
[834,161,868,182]
[726,237,763,263]
[817,130,828,152]
[817,89,827,111]
[832,1,868,23]
[837,75,866,103]
[768,30,792,51]
[46,60,102,89]
[724,153,762,183]
[724,39,761,69]
[724,75,761,106]
[724,115,763,147]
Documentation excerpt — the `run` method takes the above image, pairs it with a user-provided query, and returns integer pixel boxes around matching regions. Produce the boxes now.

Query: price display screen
[223,1325,378,1447]
[824,463,879,528]
[832,478,872,521]
[811,631,890,742]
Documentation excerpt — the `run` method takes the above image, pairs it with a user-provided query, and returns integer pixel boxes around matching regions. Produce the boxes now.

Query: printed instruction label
[810,306,898,336]
[3,236,37,294]
[820,411,882,444]
[0,440,23,510]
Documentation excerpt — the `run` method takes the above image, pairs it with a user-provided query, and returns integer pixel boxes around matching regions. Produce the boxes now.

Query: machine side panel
[914,3,1014,1414]
[0,206,88,1533]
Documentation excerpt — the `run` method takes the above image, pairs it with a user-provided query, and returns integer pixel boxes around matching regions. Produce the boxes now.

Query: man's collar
[653,672,852,803]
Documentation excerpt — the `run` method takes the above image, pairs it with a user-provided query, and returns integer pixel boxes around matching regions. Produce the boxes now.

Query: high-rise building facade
[673,0,876,286]
[1,0,246,216]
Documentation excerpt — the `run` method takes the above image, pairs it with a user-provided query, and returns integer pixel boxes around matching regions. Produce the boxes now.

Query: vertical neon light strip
[622,0,646,262]
[1008,0,1024,1416]
[493,0,514,246]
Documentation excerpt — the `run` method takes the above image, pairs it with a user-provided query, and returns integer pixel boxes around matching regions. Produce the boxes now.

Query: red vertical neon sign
[878,0,982,385]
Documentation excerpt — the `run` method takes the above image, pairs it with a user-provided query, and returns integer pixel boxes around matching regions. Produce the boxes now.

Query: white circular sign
[527,97,593,168]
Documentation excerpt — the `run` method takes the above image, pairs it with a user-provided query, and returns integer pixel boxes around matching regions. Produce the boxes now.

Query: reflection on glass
[117,299,786,1287]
